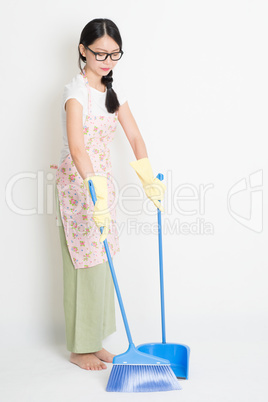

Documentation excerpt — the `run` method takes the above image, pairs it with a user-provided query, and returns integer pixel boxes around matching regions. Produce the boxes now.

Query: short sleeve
[62,76,88,112]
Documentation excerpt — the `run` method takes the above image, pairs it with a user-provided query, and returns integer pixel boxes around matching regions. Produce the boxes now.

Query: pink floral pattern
[55,68,120,268]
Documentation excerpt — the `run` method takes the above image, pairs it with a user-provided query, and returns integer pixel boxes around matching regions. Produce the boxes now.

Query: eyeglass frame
[86,46,124,61]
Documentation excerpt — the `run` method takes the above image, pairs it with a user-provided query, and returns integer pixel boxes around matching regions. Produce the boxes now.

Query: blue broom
[88,179,182,393]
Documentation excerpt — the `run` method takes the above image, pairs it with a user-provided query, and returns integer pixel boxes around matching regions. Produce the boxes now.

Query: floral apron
[55,68,120,269]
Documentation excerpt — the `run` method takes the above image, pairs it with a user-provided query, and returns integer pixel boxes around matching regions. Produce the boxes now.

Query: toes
[73,356,107,371]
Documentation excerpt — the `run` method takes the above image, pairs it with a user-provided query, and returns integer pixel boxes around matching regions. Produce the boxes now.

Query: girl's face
[80,35,120,77]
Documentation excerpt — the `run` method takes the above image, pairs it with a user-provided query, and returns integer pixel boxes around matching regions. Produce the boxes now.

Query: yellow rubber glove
[129,157,166,212]
[83,175,111,242]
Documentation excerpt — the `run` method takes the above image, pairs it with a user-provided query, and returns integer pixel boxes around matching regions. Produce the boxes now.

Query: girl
[55,18,166,371]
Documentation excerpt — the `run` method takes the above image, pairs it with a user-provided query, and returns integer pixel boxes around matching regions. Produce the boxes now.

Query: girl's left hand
[129,157,166,212]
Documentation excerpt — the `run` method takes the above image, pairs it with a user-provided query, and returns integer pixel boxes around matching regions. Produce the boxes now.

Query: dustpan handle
[156,173,166,344]
[87,179,134,346]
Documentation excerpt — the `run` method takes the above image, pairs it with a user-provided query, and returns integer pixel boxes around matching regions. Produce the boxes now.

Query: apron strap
[81,68,93,116]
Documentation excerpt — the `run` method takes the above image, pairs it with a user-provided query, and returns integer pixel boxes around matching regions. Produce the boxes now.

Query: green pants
[55,187,116,353]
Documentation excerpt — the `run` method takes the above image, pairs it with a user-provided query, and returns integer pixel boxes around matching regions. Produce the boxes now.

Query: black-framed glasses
[86,46,124,61]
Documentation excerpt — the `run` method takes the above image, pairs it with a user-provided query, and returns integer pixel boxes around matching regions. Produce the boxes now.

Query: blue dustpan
[137,173,190,379]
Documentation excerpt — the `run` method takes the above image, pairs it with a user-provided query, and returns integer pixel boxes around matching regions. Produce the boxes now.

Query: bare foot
[70,352,107,370]
[94,348,116,363]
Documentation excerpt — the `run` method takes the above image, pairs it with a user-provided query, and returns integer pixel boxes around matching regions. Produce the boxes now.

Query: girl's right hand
[84,175,111,242]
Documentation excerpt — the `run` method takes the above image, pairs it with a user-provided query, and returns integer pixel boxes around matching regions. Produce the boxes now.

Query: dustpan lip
[136,341,191,352]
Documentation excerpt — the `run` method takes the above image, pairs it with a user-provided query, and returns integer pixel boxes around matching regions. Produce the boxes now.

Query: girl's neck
[83,66,106,92]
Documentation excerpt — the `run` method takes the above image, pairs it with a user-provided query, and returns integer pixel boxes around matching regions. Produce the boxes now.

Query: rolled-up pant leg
[55,187,116,353]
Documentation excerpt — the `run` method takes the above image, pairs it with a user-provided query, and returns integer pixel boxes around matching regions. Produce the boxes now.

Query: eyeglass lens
[96,52,122,61]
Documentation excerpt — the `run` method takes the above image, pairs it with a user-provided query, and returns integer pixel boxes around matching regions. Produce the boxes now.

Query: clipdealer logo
[5,169,264,235]
[227,169,263,233]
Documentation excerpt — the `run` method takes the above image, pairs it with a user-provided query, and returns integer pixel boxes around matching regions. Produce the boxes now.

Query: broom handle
[87,179,134,346]
[156,173,166,344]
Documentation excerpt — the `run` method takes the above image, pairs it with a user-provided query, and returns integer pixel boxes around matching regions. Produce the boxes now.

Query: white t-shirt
[59,73,127,165]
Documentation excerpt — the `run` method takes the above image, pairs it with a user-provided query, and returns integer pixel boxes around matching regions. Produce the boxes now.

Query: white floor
[1,336,267,402]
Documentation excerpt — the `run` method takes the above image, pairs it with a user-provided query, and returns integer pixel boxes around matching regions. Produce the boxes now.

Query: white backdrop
[1,1,267,401]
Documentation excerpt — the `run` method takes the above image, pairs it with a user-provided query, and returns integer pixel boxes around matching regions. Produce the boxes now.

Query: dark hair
[78,18,123,114]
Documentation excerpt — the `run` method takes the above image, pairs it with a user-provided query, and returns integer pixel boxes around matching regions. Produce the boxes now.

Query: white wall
[2,0,267,358]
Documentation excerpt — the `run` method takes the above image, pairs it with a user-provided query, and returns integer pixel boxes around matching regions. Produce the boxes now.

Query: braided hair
[78,18,123,114]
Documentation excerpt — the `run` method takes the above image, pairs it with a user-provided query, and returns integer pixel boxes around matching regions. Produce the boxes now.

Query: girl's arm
[66,99,95,179]
[117,101,148,159]
[118,101,166,212]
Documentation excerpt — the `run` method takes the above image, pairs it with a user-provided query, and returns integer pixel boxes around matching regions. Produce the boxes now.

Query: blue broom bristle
[106,364,182,392]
